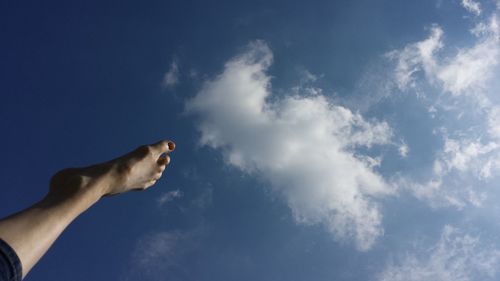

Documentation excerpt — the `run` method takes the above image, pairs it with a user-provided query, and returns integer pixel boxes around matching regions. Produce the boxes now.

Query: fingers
[150,140,175,157]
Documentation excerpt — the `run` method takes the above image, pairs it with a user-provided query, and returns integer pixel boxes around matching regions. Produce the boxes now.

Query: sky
[1,0,500,280]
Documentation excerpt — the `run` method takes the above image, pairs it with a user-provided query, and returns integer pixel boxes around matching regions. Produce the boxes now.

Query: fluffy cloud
[187,41,395,251]
[163,60,180,88]
[378,225,500,281]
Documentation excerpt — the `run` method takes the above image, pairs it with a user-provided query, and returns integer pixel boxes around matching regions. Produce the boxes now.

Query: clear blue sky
[2,0,500,280]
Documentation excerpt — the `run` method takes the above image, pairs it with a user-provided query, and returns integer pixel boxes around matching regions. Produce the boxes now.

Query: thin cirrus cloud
[388,15,499,98]
[388,10,500,209]
[461,0,482,16]
[163,60,180,88]
[378,225,500,281]
[157,189,183,207]
[126,230,198,281]
[186,40,396,251]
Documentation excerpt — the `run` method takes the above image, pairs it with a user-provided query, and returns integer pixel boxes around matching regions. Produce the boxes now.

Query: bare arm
[0,140,175,279]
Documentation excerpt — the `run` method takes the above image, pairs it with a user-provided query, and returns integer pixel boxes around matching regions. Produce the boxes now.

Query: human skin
[0,140,175,279]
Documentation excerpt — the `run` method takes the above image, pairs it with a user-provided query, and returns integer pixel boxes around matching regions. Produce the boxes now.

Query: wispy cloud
[187,40,396,250]
[157,189,183,207]
[389,15,499,98]
[126,229,202,281]
[387,25,443,91]
[461,0,482,16]
[378,225,500,281]
[163,60,180,88]
[388,12,500,209]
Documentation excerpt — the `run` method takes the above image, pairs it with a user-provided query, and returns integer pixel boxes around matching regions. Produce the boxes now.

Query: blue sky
[2,0,500,280]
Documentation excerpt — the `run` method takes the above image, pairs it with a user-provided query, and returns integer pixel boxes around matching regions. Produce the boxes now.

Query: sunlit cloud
[388,12,500,209]
[187,40,396,251]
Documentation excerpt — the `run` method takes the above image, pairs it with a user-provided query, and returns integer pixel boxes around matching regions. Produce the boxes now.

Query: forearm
[0,184,103,279]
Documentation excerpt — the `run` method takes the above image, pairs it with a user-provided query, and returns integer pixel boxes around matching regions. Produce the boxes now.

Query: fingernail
[168,141,176,151]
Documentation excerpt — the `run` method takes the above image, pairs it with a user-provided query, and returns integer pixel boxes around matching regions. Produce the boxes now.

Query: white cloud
[461,0,482,16]
[398,142,409,158]
[187,41,395,251]
[440,138,498,175]
[399,135,499,209]
[389,15,499,97]
[388,13,500,209]
[378,225,500,281]
[163,60,180,88]
[387,25,443,91]
[437,38,499,97]
[488,106,500,139]
[157,189,183,206]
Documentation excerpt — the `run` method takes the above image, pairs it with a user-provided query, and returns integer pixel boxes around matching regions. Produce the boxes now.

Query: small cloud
[299,68,319,84]
[162,60,180,88]
[461,0,481,16]
[398,142,409,158]
[157,189,183,206]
